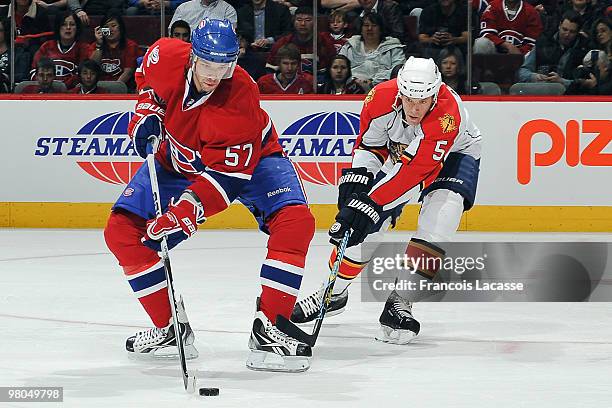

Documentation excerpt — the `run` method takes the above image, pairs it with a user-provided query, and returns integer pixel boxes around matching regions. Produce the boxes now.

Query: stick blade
[276,315,317,347]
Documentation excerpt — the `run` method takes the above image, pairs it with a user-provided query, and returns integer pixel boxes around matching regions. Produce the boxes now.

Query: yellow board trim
[1,203,611,232]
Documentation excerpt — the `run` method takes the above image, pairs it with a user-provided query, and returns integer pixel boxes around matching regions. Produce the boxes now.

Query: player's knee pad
[266,204,315,261]
[104,209,158,268]
[415,189,464,242]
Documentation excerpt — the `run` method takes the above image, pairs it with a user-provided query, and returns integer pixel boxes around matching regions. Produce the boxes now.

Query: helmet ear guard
[396,57,442,102]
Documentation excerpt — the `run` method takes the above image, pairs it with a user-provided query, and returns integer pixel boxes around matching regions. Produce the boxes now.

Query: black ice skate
[375,290,420,345]
[290,285,349,324]
[247,308,312,372]
[126,297,198,359]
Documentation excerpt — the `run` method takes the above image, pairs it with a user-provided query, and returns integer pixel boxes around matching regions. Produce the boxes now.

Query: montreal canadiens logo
[34,111,141,184]
[279,112,360,185]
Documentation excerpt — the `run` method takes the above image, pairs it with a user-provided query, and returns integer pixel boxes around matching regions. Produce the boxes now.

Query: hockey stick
[276,230,350,347]
[146,143,197,393]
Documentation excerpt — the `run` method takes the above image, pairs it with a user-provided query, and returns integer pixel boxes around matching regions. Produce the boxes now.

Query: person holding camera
[568,49,612,95]
[89,12,139,87]
[518,10,588,90]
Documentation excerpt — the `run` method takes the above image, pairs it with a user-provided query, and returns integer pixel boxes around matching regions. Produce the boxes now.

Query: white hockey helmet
[396,57,442,100]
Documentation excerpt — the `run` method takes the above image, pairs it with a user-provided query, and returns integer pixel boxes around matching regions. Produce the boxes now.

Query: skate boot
[126,297,198,359]
[247,306,312,372]
[290,286,349,324]
[375,290,420,345]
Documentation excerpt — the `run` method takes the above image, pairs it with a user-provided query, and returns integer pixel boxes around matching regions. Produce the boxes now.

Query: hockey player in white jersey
[292,57,482,344]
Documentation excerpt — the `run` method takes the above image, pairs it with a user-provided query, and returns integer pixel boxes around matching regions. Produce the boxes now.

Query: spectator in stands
[437,45,469,93]
[561,0,597,36]
[418,0,469,59]
[258,43,314,93]
[0,16,32,92]
[237,0,292,50]
[170,19,191,41]
[21,56,63,92]
[35,0,68,14]
[591,17,611,55]
[352,0,405,41]
[339,12,405,90]
[321,9,351,53]
[267,6,336,77]
[127,0,188,15]
[90,13,139,87]
[518,10,588,90]
[318,54,365,94]
[237,30,266,80]
[169,0,237,32]
[320,0,360,14]
[3,0,52,54]
[474,0,544,56]
[570,48,612,94]
[67,0,124,26]
[70,58,107,93]
[30,11,88,89]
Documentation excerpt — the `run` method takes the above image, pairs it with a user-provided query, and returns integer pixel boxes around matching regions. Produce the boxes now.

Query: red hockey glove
[142,193,205,251]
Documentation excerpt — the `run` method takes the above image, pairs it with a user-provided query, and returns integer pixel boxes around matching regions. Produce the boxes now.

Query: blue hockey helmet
[191,19,239,64]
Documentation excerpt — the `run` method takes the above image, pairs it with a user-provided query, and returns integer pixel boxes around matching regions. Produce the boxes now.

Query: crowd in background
[0,0,610,95]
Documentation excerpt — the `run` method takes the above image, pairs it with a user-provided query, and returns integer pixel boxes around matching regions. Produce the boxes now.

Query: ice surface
[1,230,611,408]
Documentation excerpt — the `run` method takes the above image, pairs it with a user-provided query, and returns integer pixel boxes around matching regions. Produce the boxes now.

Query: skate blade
[127,344,199,361]
[246,350,310,373]
[375,324,417,345]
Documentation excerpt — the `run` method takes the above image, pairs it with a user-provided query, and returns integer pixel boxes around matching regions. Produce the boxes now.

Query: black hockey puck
[199,388,219,396]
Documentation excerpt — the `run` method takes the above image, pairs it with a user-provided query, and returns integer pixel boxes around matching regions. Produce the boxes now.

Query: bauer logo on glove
[142,192,205,251]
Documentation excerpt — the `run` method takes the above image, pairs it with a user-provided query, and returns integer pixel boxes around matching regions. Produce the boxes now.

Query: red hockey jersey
[257,72,314,94]
[479,0,543,54]
[134,38,283,218]
[89,39,140,81]
[31,40,89,88]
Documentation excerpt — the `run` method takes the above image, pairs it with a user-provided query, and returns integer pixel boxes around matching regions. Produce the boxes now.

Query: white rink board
[1,99,610,205]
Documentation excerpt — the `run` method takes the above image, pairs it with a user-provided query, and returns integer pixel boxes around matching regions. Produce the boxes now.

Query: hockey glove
[337,167,374,209]
[142,193,205,252]
[128,113,164,159]
[329,192,382,248]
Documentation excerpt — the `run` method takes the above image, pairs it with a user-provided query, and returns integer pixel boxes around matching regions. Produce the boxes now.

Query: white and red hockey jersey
[479,0,543,54]
[133,38,283,218]
[353,80,482,210]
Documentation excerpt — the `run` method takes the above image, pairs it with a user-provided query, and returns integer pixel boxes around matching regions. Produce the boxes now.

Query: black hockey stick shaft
[276,230,350,346]
[146,148,192,392]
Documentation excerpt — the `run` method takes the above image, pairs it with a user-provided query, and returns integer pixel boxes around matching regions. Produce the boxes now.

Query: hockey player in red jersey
[475,0,543,55]
[103,19,315,372]
[291,57,482,344]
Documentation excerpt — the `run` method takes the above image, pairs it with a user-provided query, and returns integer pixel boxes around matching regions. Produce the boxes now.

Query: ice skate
[126,297,198,359]
[247,307,312,372]
[290,285,349,324]
[375,290,420,344]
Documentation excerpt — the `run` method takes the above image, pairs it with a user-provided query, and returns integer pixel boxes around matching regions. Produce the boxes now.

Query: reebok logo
[267,187,292,198]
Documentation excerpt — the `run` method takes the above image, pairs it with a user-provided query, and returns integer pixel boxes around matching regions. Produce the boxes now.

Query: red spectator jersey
[31,40,89,88]
[89,39,140,81]
[134,38,283,218]
[479,0,543,54]
[353,81,481,209]
[320,31,350,54]
[257,73,314,94]
[267,33,336,74]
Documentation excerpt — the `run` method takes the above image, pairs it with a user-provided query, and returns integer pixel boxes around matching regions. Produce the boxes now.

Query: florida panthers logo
[166,131,203,174]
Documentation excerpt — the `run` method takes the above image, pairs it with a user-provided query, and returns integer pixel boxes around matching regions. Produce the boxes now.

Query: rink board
[0,95,611,231]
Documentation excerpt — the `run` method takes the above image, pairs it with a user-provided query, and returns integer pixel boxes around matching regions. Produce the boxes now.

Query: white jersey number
[432,140,448,161]
[225,143,253,167]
